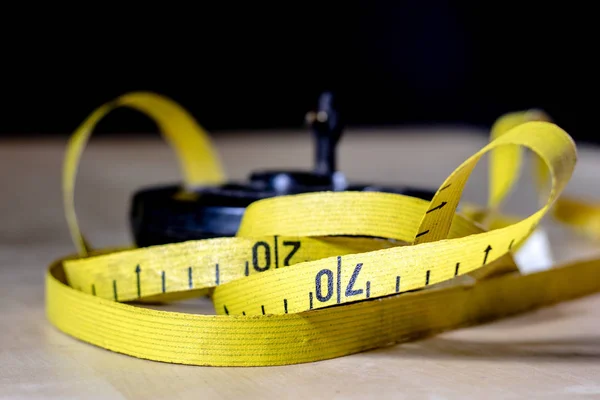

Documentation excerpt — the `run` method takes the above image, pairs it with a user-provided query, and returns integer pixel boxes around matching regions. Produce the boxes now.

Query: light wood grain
[1,127,599,399]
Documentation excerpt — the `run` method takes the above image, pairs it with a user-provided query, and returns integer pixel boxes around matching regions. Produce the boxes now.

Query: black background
[2,2,597,143]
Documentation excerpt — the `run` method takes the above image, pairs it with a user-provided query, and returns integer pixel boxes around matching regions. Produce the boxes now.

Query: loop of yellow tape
[487,109,552,210]
[63,91,224,256]
[212,122,574,315]
[47,93,600,367]
[461,109,554,230]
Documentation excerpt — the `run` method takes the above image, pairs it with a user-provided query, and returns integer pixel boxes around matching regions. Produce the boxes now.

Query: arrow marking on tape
[483,245,492,265]
[426,201,447,213]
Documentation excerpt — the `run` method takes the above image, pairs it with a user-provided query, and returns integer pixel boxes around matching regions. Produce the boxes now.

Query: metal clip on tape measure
[129,91,435,247]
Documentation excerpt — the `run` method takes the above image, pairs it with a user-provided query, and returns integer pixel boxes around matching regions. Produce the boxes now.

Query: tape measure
[46,92,600,367]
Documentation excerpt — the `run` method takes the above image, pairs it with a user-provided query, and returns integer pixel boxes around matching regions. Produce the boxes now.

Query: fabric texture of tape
[46,93,600,367]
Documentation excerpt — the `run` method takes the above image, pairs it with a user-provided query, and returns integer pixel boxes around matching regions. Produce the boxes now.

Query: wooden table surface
[1,127,600,399]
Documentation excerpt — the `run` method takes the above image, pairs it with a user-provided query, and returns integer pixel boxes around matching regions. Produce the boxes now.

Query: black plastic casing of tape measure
[129,92,435,247]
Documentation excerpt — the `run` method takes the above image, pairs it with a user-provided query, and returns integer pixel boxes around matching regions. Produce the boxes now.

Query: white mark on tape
[514,228,553,274]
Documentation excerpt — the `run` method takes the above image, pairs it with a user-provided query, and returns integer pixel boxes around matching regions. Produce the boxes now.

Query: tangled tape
[46,92,600,366]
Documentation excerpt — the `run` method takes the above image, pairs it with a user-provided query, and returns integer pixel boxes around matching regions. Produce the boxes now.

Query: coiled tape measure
[47,91,600,367]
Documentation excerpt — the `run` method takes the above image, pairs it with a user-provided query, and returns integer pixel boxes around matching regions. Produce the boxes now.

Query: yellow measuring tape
[46,92,600,366]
